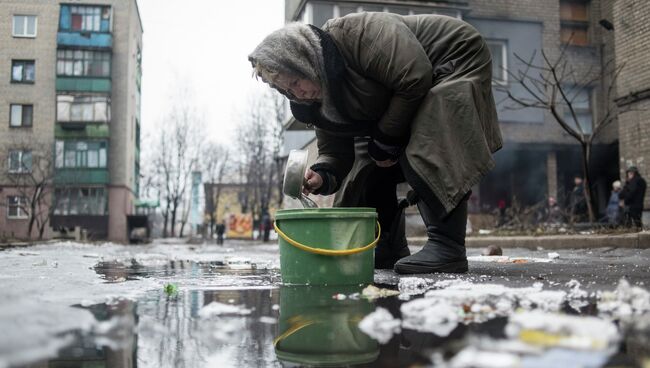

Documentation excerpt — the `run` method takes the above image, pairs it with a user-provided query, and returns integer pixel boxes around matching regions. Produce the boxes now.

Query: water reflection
[275,286,378,366]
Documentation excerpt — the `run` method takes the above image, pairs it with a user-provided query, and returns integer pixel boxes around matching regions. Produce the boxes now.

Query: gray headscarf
[248,22,348,125]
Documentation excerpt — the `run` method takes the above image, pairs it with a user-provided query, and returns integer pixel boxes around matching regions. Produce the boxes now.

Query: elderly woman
[249,12,502,274]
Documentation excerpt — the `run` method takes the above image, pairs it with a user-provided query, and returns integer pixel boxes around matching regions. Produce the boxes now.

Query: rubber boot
[374,209,410,269]
[394,198,468,274]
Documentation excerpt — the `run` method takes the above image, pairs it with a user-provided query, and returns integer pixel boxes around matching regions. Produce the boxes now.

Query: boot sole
[394,259,468,274]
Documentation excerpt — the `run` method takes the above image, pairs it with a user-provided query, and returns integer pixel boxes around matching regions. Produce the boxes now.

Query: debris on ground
[361,285,400,300]
[358,307,401,344]
[398,277,435,297]
[198,302,252,318]
[482,245,503,256]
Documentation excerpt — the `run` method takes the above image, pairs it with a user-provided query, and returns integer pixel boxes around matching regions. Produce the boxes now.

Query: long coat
[295,13,502,217]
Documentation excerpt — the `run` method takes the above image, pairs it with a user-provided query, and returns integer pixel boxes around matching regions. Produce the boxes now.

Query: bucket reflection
[274,285,379,367]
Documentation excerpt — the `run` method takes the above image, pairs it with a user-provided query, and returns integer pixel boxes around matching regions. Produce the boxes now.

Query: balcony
[57,31,112,49]
[54,169,109,185]
[55,124,109,139]
[56,77,111,92]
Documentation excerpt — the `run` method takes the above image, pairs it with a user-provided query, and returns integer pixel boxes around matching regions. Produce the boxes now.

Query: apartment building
[0,0,142,241]
[283,0,638,218]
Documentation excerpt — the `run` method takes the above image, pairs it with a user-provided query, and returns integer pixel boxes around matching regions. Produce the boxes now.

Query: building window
[563,87,593,134]
[70,6,110,32]
[486,40,508,85]
[7,196,28,219]
[10,104,33,127]
[8,150,32,173]
[11,60,35,83]
[560,0,589,46]
[55,140,107,169]
[57,95,110,123]
[56,50,111,78]
[53,187,106,215]
[12,15,37,37]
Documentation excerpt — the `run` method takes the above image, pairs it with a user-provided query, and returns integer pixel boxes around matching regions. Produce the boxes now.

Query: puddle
[10,260,650,368]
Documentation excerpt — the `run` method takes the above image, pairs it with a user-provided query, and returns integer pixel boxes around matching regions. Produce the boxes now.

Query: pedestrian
[249,12,502,274]
[605,180,622,226]
[569,176,587,223]
[216,221,226,246]
[537,196,565,225]
[619,167,647,229]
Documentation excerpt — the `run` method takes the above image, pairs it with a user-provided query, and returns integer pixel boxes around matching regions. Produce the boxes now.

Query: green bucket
[274,208,378,285]
[274,285,379,366]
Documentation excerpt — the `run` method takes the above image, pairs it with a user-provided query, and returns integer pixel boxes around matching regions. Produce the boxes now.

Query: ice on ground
[548,252,560,259]
[505,310,620,351]
[599,279,650,322]
[400,280,573,336]
[398,277,435,296]
[358,307,401,344]
[447,346,520,368]
[198,301,252,318]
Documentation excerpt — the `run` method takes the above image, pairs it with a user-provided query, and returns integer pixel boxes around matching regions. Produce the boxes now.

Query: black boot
[375,208,410,269]
[394,198,468,274]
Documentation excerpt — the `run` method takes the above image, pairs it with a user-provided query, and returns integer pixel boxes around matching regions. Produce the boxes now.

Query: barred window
[56,50,111,77]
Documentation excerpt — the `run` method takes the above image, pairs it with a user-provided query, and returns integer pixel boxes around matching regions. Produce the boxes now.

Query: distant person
[216,221,226,245]
[569,176,587,223]
[605,180,622,226]
[619,167,647,228]
[261,212,272,242]
[496,199,507,227]
[538,196,565,225]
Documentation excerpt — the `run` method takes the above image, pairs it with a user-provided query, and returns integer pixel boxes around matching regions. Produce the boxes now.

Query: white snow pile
[198,302,252,318]
[399,280,580,336]
[598,279,650,322]
[358,307,401,344]
[466,256,553,264]
[505,310,621,351]
[398,277,437,297]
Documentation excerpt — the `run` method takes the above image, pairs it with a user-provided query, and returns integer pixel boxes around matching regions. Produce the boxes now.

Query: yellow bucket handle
[274,221,381,256]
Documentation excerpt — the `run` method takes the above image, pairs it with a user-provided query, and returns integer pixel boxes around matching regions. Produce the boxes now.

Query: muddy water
[15,259,650,368]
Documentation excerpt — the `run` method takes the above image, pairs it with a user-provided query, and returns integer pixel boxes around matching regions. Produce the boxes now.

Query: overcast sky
[137,0,284,144]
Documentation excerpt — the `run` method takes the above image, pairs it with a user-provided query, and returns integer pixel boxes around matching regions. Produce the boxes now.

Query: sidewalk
[409,231,650,249]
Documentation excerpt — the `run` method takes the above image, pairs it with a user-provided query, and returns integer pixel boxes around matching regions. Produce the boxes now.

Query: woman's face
[274,75,321,101]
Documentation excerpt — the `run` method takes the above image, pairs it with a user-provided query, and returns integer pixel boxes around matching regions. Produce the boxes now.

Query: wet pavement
[1,240,649,367]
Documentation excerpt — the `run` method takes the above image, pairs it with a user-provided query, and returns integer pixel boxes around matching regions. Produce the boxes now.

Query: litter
[361,285,400,300]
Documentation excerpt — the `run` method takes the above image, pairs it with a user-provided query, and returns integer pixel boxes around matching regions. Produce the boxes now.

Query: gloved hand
[368,139,402,167]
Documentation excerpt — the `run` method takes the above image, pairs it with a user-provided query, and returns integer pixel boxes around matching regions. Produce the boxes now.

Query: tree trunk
[581,143,596,223]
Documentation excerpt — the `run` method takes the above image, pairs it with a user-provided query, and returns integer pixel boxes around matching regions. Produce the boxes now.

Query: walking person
[216,221,226,246]
[569,176,588,223]
[619,167,647,229]
[249,12,502,273]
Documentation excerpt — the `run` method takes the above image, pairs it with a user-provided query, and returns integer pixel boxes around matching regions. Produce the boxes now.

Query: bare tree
[499,42,625,223]
[203,142,230,237]
[0,140,55,239]
[152,89,205,238]
[233,91,285,233]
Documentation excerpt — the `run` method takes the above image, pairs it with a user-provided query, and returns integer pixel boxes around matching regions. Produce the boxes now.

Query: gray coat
[310,13,502,215]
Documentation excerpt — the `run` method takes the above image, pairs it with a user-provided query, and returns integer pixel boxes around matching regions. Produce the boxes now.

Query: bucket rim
[275,207,377,220]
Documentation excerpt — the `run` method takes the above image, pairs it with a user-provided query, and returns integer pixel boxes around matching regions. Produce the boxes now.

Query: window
[56,50,111,78]
[562,87,593,134]
[8,150,32,173]
[70,6,110,32]
[486,40,508,85]
[11,60,35,83]
[10,104,33,127]
[55,140,107,169]
[560,0,589,46]
[57,95,110,123]
[7,196,28,219]
[53,187,106,215]
[12,15,37,37]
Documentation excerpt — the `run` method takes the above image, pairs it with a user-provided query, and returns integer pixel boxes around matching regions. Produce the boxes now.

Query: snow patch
[198,302,252,318]
[358,307,401,344]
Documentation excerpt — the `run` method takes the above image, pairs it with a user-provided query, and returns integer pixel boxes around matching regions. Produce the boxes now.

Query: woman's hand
[374,159,398,168]
[303,169,323,194]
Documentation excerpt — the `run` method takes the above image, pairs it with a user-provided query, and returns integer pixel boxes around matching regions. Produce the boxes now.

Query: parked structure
[0,0,142,241]
[283,0,645,221]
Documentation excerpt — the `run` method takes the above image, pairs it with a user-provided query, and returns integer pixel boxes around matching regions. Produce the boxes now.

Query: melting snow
[358,307,401,344]
[198,302,252,318]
